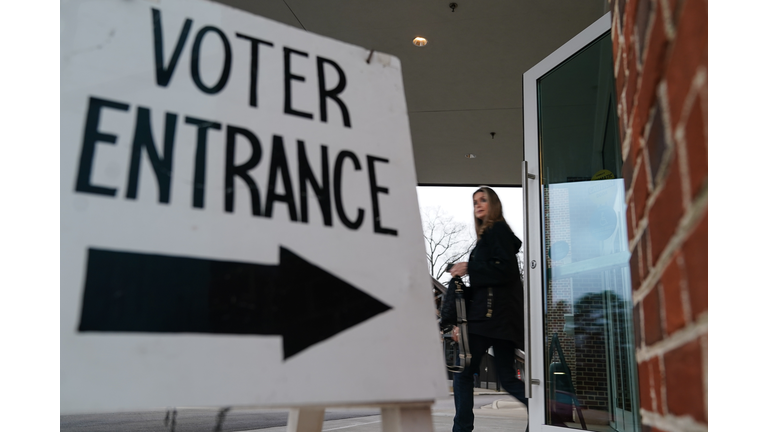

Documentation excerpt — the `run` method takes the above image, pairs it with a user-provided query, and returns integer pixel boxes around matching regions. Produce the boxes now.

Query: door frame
[521,12,613,432]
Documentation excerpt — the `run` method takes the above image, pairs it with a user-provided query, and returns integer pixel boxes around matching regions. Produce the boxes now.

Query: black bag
[439,276,472,373]
[439,276,469,327]
[439,278,457,327]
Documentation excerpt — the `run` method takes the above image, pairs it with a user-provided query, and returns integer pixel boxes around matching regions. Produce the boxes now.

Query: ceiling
[213,0,609,186]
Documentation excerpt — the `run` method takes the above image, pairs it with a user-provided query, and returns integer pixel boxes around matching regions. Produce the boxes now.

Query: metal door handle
[521,161,536,398]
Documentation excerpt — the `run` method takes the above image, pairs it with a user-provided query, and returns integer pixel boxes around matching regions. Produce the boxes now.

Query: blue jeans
[453,334,528,432]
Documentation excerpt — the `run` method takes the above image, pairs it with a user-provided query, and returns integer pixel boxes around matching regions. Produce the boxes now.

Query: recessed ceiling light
[465,153,476,159]
[413,37,427,47]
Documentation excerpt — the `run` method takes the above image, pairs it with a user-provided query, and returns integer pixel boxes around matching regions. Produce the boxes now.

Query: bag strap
[446,278,471,373]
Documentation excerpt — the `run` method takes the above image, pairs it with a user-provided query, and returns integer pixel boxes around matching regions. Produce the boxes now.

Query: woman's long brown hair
[473,187,505,239]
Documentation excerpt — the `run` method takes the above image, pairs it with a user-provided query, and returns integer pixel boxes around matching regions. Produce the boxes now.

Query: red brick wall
[543,187,577,389]
[610,0,707,430]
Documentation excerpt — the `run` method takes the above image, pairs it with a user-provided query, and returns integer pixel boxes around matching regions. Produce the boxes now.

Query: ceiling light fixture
[465,153,476,159]
[413,37,427,47]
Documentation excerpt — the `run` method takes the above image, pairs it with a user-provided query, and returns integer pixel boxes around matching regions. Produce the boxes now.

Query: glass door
[522,13,640,432]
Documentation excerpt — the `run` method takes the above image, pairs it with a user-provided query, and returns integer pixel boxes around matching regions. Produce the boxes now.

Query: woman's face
[473,191,489,220]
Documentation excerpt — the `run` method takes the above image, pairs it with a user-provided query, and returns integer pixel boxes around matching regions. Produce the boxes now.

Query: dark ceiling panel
[212,0,607,185]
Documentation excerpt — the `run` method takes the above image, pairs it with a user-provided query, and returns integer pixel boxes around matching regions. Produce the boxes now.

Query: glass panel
[537,31,640,432]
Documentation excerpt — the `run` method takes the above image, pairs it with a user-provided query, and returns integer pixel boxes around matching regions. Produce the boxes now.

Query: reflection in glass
[537,31,640,432]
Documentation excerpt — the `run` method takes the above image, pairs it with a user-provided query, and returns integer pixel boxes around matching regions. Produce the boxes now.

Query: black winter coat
[465,220,525,345]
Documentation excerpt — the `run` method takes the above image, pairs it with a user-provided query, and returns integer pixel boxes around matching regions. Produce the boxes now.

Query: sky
[416,186,524,238]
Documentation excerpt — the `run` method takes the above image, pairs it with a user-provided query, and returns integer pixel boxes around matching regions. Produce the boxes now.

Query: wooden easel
[286,401,434,432]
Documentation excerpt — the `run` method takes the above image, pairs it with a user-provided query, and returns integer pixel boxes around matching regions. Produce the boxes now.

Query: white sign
[61,0,446,413]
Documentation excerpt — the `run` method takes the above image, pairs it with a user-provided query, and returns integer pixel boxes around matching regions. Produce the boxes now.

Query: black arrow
[78,247,392,359]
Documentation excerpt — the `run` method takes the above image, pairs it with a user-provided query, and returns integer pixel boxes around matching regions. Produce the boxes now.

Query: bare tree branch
[421,207,475,284]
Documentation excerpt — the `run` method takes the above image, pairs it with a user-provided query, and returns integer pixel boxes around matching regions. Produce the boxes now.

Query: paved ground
[61,389,528,432]
[245,393,529,432]
[61,407,380,432]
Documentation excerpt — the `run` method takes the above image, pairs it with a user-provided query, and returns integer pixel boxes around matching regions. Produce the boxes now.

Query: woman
[448,186,527,432]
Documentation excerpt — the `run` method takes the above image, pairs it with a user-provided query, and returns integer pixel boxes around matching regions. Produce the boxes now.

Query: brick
[643,286,663,345]
[634,0,653,60]
[616,53,627,102]
[619,95,629,149]
[623,145,635,192]
[642,229,652,276]
[684,92,707,198]
[670,0,684,24]
[659,0,680,33]
[624,0,639,48]
[633,303,643,348]
[613,19,622,65]
[665,338,706,422]
[632,155,649,219]
[629,121,643,165]
[634,3,669,138]
[664,0,708,129]
[630,235,643,290]
[646,106,669,186]
[682,212,707,317]
[618,0,627,30]
[661,252,686,333]
[647,149,684,266]
[626,199,636,240]
[626,46,639,111]
[650,356,663,413]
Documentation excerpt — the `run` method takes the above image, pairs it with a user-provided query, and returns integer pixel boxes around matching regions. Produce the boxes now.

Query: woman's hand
[452,325,460,342]
[449,262,468,277]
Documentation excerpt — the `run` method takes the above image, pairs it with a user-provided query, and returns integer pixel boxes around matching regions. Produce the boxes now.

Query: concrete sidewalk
[243,389,528,432]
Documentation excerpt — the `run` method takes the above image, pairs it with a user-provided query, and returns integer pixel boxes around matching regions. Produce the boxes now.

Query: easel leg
[286,407,325,432]
[381,403,434,432]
